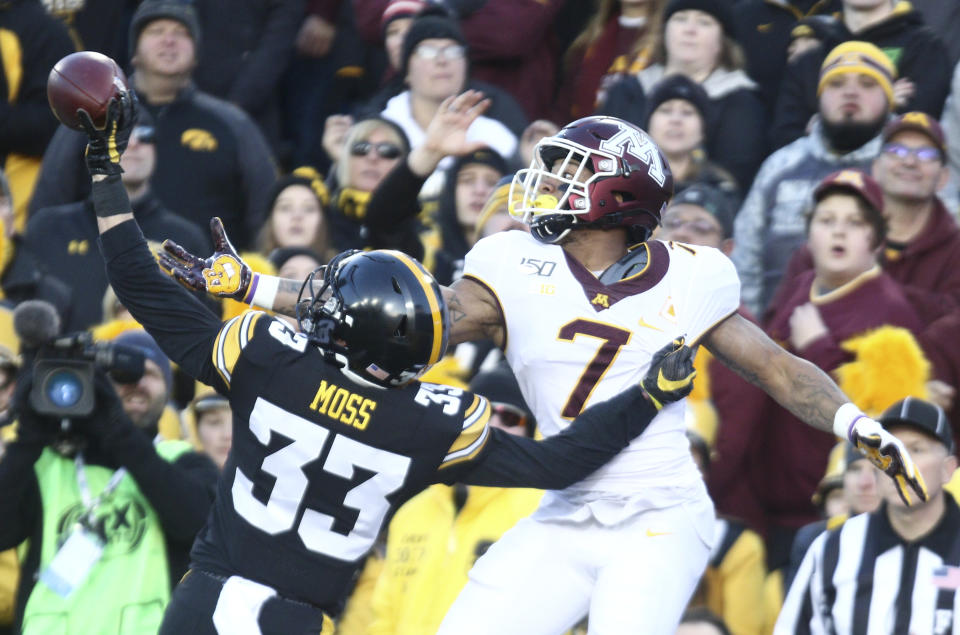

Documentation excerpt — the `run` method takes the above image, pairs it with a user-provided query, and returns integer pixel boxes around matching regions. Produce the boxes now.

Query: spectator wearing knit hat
[376,9,518,171]
[643,75,740,205]
[732,41,893,318]
[770,0,951,150]
[599,0,767,191]
[353,3,528,139]
[31,0,278,253]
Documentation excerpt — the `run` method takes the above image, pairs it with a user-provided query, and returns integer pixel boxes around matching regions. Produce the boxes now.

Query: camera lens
[45,370,84,408]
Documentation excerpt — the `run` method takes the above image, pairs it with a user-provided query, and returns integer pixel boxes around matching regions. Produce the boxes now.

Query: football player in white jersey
[162,92,929,634]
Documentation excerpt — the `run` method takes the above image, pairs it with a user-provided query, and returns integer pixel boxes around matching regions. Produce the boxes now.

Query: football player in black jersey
[80,93,697,634]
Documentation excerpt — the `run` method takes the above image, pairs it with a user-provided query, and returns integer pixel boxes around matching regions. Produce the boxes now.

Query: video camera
[30,332,145,418]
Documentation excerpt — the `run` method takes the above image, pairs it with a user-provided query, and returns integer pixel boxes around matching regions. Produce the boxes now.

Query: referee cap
[878,397,954,453]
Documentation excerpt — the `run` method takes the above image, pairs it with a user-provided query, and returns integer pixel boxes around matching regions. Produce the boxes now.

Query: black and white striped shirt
[776,495,960,635]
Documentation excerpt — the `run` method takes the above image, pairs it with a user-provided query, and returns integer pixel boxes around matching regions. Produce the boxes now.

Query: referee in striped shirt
[776,397,960,635]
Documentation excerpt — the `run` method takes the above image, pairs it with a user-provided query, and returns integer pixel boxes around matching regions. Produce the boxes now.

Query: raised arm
[159,221,507,347]
[704,312,928,505]
[78,93,226,389]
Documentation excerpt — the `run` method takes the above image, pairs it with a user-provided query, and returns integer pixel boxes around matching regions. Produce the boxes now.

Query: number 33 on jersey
[192,312,493,608]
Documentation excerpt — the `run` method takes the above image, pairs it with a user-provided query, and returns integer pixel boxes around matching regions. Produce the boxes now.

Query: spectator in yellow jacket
[369,363,541,634]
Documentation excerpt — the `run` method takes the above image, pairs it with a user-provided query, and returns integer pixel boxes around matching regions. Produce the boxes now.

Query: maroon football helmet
[509,116,674,244]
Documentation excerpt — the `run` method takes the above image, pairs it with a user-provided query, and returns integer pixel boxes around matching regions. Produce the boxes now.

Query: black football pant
[158,569,330,635]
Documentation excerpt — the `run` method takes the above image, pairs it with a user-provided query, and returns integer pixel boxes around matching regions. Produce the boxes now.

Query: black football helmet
[297,249,449,388]
[509,116,674,244]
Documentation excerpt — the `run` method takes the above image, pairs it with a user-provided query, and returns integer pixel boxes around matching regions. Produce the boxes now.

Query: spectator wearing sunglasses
[321,116,430,255]
[15,109,208,332]
[377,11,518,185]
[369,362,541,635]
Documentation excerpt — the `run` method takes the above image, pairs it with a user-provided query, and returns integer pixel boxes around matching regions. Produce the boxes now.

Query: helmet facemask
[509,138,620,243]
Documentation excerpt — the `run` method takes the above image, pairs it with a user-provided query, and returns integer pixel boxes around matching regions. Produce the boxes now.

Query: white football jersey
[463,231,740,517]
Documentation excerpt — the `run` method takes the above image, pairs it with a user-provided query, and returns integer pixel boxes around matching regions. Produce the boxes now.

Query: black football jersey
[190,311,492,611]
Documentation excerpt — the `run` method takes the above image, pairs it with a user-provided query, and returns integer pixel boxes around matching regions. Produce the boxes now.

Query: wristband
[833,402,866,441]
[245,273,279,309]
[91,175,131,218]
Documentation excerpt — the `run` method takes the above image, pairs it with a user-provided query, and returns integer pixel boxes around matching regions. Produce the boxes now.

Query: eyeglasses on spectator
[881,143,942,163]
[414,43,466,62]
[350,141,403,160]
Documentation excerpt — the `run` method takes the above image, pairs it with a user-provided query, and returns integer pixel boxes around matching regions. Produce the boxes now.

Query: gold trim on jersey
[440,395,492,468]
[383,250,445,365]
[809,265,882,305]
[618,243,652,282]
[212,311,264,387]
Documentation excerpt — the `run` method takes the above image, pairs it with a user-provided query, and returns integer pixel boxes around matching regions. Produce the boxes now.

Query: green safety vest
[21,440,193,635]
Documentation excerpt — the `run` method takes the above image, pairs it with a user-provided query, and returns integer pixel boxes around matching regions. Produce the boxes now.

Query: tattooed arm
[443,277,505,347]
[702,312,845,433]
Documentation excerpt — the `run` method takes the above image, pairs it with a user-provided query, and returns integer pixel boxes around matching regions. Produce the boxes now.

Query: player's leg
[585,499,714,634]
[437,516,595,635]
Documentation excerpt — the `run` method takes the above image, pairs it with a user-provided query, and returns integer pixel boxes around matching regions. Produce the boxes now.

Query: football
[47,51,127,131]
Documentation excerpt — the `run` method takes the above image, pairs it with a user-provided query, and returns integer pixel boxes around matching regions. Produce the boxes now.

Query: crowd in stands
[2,0,960,632]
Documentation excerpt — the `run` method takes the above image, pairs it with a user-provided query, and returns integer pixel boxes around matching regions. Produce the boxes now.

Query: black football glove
[641,338,697,410]
[158,217,253,301]
[78,90,137,177]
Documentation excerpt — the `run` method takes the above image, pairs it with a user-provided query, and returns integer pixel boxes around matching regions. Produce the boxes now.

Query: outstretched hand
[848,417,928,506]
[159,217,253,301]
[423,89,492,155]
[641,338,697,410]
[78,90,138,177]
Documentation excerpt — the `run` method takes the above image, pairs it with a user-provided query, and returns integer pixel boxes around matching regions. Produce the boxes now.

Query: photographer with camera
[0,305,218,635]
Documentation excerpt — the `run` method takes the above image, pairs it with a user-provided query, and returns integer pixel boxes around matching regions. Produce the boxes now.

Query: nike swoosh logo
[638,317,664,332]
[757,23,772,32]
[646,529,671,537]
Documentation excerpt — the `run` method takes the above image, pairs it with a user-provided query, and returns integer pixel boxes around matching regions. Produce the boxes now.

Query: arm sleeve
[100,428,218,543]
[439,386,659,488]
[363,161,429,259]
[0,443,42,550]
[99,219,227,391]
[364,160,428,231]
[225,0,306,114]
